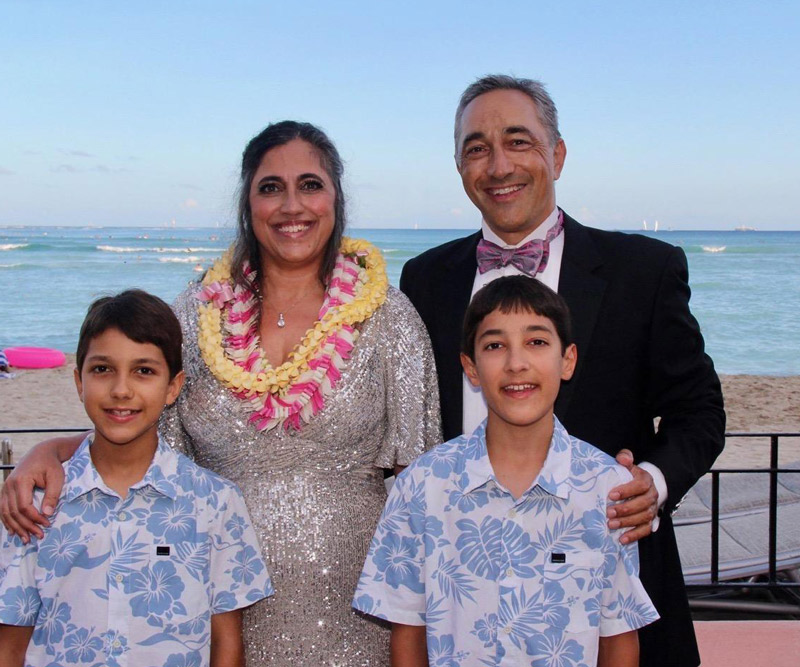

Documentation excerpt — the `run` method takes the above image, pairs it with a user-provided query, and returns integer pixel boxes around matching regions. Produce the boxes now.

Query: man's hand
[0,447,65,543]
[608,449,658,544]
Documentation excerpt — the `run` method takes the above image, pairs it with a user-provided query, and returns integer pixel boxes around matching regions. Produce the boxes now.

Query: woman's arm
[210,609,244,667]
[0,433,86,541]
[391,623,428,667]
[598,630,638,667]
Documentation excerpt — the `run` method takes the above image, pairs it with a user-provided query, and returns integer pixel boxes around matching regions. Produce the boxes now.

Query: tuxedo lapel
[440,231,481,344]
[435,231,481,436]
[555,214,606,419]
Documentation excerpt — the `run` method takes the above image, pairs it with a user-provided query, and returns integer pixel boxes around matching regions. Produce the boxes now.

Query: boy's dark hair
[461,276,574,360]
[76,289,183,378]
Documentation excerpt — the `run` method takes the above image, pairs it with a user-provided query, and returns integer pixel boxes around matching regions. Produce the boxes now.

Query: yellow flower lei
[197,237,388,398]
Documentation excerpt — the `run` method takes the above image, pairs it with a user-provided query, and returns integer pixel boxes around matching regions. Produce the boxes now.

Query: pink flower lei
[196,239,388,432]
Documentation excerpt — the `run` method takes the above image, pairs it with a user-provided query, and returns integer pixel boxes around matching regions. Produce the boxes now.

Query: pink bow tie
[476,211,564,276]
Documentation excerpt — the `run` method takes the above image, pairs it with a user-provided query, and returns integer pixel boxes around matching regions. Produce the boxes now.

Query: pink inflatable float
[3,347,66,369]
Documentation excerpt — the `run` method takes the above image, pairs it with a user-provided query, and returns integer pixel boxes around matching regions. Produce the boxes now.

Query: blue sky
[1,1,798,230]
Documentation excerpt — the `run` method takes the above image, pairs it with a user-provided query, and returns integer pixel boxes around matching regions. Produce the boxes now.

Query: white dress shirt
[462,207,667,525]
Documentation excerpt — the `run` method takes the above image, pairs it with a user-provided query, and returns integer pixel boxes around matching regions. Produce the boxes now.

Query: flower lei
[196,237,388,432]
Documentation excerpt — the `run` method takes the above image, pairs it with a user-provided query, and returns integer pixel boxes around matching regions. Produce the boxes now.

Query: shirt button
[112,639,122,649]
[506,568,514,578]
[508,508,517,518]
[115,574,124,583]
[504,626,512,634]
[117,512,128,521]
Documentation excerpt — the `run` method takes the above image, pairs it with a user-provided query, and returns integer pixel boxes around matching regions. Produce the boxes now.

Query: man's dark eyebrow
[461,131,485,148]
[504,125,534,137]
[461,126,533,151]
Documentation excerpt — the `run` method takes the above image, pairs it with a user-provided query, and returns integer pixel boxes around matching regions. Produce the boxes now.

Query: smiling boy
[353,276,658,666]
[0,290,272,667]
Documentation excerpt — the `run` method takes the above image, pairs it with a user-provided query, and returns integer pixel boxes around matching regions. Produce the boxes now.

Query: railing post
[1,439,11,481]
[711,471,720,583]
[768,435,779,584]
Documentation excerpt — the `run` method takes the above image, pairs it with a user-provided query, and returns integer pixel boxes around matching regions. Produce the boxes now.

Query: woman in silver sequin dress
[2,122,441,665]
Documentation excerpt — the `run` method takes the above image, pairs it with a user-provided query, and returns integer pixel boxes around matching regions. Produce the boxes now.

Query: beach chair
[674,464,800,584]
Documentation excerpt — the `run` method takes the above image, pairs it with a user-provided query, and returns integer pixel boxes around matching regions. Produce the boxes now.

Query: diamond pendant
[277,313,286,328]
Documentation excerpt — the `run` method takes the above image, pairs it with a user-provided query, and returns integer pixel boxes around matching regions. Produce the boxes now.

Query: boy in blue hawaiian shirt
[0,290,272,667]
[354,276,658,667]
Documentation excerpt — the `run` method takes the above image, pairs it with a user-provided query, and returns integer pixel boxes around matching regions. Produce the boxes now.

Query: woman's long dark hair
[231,120,346,289]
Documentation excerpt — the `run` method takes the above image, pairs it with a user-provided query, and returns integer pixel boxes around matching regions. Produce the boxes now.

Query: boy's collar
[461,417,573,500]
[63,434,179,502]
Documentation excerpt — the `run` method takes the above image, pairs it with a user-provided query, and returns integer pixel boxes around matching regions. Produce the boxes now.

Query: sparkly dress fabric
[162,284,441,665]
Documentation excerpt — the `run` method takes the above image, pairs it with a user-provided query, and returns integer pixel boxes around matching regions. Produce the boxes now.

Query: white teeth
[277,222,311,233]
[504,384,535,391]
[490,185,523,196]
[109,409,134,416]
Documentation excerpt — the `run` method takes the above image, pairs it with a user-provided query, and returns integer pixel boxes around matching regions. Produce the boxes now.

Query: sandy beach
[1,355,798,471]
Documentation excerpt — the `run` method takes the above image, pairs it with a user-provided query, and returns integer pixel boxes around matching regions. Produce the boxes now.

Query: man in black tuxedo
[400,75,725,667]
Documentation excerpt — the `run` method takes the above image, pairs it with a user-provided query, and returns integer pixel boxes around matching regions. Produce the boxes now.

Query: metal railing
[683,432,800,615]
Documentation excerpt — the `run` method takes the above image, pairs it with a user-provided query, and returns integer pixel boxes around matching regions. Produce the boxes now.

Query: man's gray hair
[454,74,561,155]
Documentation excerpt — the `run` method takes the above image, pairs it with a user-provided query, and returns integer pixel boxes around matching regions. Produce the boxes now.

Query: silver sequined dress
[162,284,441,666]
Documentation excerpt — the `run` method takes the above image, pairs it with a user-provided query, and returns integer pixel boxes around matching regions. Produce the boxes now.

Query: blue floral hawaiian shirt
[0,436,273,667]
[353,418,659,667]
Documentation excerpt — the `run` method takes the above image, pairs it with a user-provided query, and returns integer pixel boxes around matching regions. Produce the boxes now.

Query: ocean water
[1,226,798,375]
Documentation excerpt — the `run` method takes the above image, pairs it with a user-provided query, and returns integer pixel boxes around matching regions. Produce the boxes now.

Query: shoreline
[2,356,798,468]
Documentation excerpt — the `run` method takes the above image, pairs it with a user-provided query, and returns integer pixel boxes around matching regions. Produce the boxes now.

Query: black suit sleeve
[645,246,726,513]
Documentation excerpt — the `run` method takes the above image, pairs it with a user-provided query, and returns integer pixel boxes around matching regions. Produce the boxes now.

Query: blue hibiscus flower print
[164,651,203,667]
[64,626,103,663]
[128,560,186,616]
[526,625,585,667]
[353,593,377,615]
[212,591,237,613]
[428,633,464,667]
[445,474,490,513]
[570,445,609,476]
[61,489,116,524]
[224,514,247,540]
[471,613,498,647]
[373,533,424,593]
[146,496,197,541]
[32,597,72,646]
[428,447,465,479]
[177,463,222,499]
[37,522,86,576]
[230,545,266,585]
[0,585,39,623]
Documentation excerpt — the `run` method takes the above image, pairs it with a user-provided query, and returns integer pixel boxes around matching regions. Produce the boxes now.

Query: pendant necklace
[264,289,314,328]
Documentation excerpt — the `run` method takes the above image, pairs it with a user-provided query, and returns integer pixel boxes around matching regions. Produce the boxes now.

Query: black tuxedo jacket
[400,212,725,667]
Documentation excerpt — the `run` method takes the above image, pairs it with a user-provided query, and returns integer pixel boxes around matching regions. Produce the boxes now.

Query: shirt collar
[461,416,573,500]
[63,434,179,502]
[480,205,559,248]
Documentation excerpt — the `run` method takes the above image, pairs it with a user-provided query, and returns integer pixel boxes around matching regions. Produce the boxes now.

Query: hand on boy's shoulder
[607,450,658,544]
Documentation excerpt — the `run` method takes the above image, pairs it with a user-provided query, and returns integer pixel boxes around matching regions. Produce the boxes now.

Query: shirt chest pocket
[142,540,210,625]
[543,551,605,633]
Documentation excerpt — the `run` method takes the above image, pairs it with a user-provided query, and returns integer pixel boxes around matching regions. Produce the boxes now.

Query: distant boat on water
[642,219,660,232]
[702,246,727,253]
[734,225,756,232]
